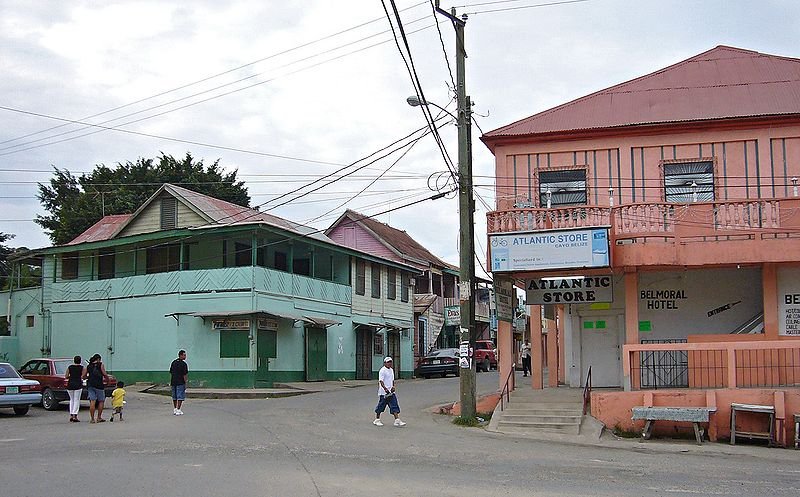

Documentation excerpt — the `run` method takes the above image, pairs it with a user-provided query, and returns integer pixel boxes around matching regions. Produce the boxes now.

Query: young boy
[110,381,126,422]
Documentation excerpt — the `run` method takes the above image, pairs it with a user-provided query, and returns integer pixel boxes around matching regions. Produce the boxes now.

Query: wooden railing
[622,340,800,390]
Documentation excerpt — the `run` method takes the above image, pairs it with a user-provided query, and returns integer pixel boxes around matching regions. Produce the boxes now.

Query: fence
[623,340,800,390]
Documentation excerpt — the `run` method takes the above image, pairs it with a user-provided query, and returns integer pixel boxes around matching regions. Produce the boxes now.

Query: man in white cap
[373,356,406,427]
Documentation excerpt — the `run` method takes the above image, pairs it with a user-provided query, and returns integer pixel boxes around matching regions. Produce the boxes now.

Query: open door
[355,327,373,380]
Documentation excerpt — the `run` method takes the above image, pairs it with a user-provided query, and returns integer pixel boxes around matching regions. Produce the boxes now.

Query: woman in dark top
[64,355,85,423]
[82,354,109,423]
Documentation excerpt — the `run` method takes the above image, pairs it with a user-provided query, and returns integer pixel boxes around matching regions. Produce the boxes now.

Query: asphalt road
[1,372,798,497]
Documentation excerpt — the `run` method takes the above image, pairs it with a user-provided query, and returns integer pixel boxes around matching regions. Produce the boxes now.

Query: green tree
[0,233,40,291]
[36,153,250,245]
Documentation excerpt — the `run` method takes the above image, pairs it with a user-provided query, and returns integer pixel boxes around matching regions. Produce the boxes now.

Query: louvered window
[539,169,587,207]
[371,263,381,299]
[160,197,178,229]
[664,161,714,203]
[387,267,396,300]
[355,260,366,296]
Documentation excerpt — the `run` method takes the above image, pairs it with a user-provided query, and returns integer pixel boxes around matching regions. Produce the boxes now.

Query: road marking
[0,438,25,443]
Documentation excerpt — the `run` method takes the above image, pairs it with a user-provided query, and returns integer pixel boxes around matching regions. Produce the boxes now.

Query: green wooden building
[1,184,416,387]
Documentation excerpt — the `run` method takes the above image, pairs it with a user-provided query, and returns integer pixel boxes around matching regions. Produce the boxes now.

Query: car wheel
[422,374,430,379]
[42,388,58,411]
[13,405,29,416]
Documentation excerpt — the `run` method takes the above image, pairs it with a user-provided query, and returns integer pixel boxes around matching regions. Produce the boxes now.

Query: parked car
[0,362,42,415]
[18,358,117,411]
[417,348,460,378]
[474,340,497,372]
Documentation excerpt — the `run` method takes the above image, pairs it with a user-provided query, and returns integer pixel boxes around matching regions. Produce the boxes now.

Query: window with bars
[160,197,178,229]
[61,252,79,280]
[538,169,587,207]
[663,161,714,203]
[98,248,115,280]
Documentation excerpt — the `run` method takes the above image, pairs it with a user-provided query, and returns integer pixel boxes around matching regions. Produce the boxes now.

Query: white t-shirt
[378,365,395,395]
[521,344,531,359]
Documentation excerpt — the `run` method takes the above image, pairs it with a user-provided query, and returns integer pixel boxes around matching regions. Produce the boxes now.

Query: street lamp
[406,92,477,418]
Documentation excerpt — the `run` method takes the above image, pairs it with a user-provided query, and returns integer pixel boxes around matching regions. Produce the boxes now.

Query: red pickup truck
[474,340,497,372]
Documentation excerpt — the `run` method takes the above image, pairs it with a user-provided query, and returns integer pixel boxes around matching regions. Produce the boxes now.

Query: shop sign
[257,318,278,331]
[212,319,250,330]
[494,277,514,323]
[526,276,613,304]
[444,306,461,326]
[489,228,609,272]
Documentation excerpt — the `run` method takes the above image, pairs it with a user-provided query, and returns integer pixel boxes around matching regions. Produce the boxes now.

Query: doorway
[386,331,401,374]
[355,327,373,380]
[580,316,622,387]
[305,327,327,381]
[256,329,276,385]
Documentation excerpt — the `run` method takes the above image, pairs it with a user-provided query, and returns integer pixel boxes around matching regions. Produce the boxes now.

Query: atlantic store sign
[489,228,610,272]
[526,276,613,304]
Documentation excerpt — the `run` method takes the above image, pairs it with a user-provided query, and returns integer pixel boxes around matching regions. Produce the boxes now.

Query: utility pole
[435,2,476,418]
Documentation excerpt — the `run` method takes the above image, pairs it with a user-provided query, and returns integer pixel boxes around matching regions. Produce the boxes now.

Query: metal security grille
[538,169,587,207]
[640,338,688,388]
[664,161,714,203]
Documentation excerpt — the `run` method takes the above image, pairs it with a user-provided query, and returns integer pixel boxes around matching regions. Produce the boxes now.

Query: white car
[0,362,42,415]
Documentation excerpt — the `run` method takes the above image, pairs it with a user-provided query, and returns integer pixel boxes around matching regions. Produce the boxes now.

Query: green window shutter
[220,331,250,358]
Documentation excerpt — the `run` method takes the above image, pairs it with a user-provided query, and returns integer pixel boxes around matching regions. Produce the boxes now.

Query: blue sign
[489,228,610,272]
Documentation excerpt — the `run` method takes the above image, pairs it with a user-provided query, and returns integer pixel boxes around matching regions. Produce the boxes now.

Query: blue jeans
[171,384,186,401]
[87,386,105,402]
[375,394,400,415]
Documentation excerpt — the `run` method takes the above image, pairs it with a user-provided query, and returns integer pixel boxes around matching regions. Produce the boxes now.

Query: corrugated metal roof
[339,209,458,272]
[483,46,800,142]
[67,214,131,245]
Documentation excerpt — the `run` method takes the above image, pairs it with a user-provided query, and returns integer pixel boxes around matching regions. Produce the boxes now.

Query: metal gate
[355,327,373,380]
[640,338,688,388]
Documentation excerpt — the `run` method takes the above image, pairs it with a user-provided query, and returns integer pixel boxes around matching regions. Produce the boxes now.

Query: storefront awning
[184,310,336,327]
[352,314,410,331]
[303,315,341,328]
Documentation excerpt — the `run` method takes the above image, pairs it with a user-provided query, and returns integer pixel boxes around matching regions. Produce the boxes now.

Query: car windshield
[0,363,21,379]
[428,349,458,358]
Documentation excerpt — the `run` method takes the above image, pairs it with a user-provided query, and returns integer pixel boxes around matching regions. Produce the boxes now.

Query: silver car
[0,362,42,416]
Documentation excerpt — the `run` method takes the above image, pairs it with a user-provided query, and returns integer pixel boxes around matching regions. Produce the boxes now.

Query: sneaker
[173,408,178,415]
[393,419,406,427]
[176,409,184,416]
[372,419,383,426]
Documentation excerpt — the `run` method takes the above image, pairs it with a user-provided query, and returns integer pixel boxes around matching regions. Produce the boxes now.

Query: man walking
[170,350,188,415]
[521,340,532,377]
[373,357,406,427]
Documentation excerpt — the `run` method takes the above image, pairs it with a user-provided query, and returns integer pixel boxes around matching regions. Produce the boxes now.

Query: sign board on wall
[212,319,250,330]
[526,276,613,304]
[444,306,461,326]
[494,277,515,323]
[257,318,278,331]
[489,228,609,272]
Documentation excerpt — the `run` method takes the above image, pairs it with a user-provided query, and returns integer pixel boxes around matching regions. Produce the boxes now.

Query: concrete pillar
[530,304,543,389]
[624,271,639,391]
[763,263,779,339]
[557,305,566,384]
[547,309,558,387]
[497,319,514,393]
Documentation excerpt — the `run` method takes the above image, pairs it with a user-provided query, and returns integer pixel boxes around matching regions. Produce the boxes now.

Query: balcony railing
[487,198,800,241]
[51,266,352,305]
[623,340,800,390]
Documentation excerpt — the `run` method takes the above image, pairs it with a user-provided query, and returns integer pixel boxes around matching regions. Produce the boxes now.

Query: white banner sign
[489,228,610,272]
[444,306,461,326]
[526,276,613,304]
[494,278,515,323]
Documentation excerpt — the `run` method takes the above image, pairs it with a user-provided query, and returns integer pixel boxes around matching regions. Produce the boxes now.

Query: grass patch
[613,424,640,438]
[453,416,481,427]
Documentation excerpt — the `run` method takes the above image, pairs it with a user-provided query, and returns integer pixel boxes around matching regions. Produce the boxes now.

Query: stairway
[489,386,604,440]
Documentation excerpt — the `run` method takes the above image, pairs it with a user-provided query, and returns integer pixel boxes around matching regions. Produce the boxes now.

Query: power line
[0,1,432,148]
[465,0,591,15]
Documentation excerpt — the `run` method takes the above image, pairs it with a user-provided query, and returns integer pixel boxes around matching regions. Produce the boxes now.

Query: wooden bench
[730,403,775,446]
[632,406,717,445]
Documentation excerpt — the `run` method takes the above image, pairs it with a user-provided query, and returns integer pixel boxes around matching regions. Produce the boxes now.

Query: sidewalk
[137,379,376,399]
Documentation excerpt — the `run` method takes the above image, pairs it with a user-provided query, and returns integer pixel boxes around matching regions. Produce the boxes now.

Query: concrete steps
[490,388,603,440]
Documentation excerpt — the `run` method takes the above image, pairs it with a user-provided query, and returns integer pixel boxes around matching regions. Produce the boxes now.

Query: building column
[530,304,544,389]
[557,304,566,384]
[624,271,639,390]
[497,319,514,393]
[763,263,779,339]
[547,308,558,387]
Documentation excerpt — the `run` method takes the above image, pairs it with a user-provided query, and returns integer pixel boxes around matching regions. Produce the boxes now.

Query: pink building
[482,46,800,444]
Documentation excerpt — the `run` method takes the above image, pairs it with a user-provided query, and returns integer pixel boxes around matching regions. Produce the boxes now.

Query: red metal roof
[67,214,131,245]
[483,46,800,142]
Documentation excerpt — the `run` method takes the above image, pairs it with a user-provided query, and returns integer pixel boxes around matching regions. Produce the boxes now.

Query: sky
[2,0,799,276]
